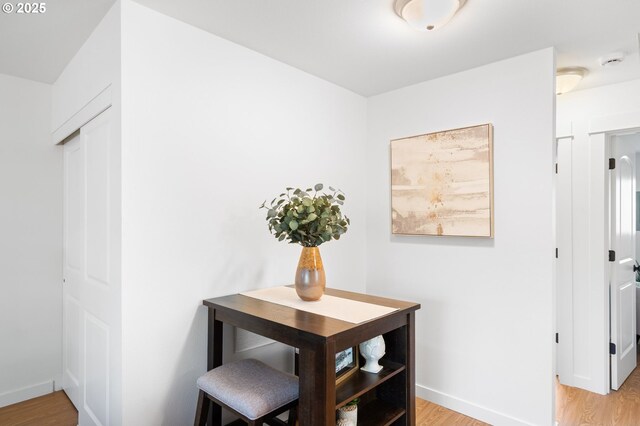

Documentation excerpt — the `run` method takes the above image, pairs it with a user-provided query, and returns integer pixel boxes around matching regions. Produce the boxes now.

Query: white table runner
[240,286,397,324]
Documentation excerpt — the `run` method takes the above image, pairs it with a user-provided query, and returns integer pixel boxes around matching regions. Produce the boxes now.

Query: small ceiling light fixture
[556,67,588,95]
[394,0,466,31]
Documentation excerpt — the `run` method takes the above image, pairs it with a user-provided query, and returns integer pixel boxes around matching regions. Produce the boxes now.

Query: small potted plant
[337,398,359,425]
[260,184,349,301]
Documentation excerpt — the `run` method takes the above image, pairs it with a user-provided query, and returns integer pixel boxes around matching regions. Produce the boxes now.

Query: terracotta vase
[295,246,326,301]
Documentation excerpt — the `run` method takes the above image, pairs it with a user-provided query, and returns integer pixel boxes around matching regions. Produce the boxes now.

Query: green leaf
[307,205,315,213]
[294,188,301,195]
[267,209,276,218]
[337,194,345,201]
[302,198,312,207]
[307,213,317,222]
[289,220,299,230]
[286,187,293,191]
[278,234,286,241]
[314,183,323,191]
[329,186,335,191]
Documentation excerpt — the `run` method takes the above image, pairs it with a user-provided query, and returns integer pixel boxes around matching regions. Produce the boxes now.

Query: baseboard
[0,380,54,408]
[416,384,537,426]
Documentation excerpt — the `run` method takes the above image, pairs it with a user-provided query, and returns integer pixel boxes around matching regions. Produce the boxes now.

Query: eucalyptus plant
[260,184,350,247]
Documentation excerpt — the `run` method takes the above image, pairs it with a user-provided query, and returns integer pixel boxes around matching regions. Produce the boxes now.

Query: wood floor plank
[416,397,488,425]
[556,352,640,426]
[0,391,77,426]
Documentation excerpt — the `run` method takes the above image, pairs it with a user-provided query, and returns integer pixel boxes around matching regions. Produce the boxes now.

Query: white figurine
[359,335,385,373]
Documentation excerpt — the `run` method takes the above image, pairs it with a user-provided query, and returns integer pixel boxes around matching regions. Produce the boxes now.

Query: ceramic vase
[336,404,357,426]
[295,246,326,301]
[359,335,386,373]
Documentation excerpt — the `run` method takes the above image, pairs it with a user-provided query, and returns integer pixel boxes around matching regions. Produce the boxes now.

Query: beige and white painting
[391,124,494,237]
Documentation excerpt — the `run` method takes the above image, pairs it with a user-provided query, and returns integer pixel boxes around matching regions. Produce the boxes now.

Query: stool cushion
[197,358,298,420]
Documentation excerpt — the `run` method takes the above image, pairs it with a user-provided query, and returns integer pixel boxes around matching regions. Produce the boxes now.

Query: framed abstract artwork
[390,124,494,237]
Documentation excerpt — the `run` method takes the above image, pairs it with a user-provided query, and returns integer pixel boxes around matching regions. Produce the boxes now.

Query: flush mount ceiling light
[394,0,466,31]
[556,67,588,95]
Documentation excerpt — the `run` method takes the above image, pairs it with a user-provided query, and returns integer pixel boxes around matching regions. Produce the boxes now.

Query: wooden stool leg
[194,390,209,426]
[287,406,297,426]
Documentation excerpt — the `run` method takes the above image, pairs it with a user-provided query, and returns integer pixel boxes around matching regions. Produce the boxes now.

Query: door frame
[608,134,639,390]
[556,110,640,396]
[592,112,640,393]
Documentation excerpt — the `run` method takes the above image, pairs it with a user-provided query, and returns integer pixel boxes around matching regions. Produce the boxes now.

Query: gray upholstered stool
[194,358,298,426]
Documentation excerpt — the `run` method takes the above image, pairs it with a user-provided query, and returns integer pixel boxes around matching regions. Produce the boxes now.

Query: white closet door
[63,108,114,426]
[610,139,637,390]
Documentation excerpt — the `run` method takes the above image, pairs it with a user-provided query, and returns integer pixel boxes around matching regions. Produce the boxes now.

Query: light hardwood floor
[0,391,77,426]
[416,398,487,425]
[556,352,640,426]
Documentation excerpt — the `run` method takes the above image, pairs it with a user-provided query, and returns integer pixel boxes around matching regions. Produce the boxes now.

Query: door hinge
[610,342,617,355]
[609,250,616,262]
[555,163,558,174]
[555,248,558,258]
[609,158,616,170]
[555,333,559,344]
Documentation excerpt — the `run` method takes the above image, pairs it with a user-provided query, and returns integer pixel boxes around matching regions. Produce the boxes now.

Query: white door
[610,137,637,390]
[63,108,115,425]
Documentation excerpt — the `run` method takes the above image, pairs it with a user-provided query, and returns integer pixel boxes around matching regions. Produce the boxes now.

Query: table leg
[207,308,223,426]
[298,341,336,425]
[406,312,416,425]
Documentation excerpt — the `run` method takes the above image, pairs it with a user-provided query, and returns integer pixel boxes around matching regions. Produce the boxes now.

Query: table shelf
[357,398,406,426]
[335,359,405,408]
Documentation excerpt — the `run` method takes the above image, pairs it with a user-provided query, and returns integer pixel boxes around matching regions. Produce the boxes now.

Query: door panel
[86,118,110,286]
[84,313,109,426]
[65,141,84,272]
[610,140,637,390]
[63,108,114,425]
[64,295,81,390]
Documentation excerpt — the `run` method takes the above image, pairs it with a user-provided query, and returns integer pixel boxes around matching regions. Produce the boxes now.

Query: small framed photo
[336,346,359,385]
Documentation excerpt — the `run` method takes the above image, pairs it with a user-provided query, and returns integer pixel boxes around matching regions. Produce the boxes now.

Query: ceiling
[0,0,115,84]
[1,0,639,96]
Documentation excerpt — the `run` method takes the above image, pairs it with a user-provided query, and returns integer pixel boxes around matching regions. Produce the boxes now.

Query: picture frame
[294,346,360,385]
[335,346,359,385]
[390,123,494,238]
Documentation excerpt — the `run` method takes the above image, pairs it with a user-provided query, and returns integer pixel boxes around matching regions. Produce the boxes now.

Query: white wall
[51,0,120,134]
[120,2,367,424]
[556,78,640,394]
[366,49,556,425]
[0,73,61,407]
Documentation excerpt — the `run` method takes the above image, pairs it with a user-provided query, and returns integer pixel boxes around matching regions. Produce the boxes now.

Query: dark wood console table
[203,287,420,426]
